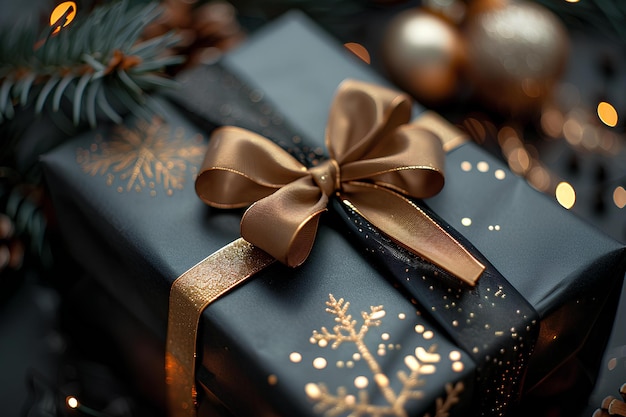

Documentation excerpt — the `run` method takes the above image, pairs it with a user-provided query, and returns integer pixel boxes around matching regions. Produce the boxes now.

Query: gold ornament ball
[464,0,569,116]
[382,9,464,106]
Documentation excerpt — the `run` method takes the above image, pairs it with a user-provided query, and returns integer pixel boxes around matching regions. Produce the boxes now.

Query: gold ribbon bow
[166,80,486,417]
[195,79,484,284]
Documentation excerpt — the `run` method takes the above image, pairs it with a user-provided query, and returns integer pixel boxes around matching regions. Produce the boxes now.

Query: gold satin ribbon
[166,238,275,417]
[166,80,485,417]
[195,79,484,283]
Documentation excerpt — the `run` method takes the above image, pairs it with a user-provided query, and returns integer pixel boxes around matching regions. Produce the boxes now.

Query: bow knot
[309,160,340,197]
[196,79,485,285]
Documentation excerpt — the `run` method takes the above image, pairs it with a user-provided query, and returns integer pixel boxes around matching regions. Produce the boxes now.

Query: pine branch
[0,0,184,129]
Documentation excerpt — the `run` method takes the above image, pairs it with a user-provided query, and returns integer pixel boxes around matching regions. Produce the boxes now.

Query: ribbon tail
[341,184,485,286]
[166,238,275,417]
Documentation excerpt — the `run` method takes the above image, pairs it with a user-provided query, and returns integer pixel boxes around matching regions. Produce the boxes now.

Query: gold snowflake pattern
[76,117,206,196]
[305,294,463,417]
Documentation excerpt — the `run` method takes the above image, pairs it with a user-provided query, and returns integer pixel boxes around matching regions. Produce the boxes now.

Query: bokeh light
[597,101,618,127]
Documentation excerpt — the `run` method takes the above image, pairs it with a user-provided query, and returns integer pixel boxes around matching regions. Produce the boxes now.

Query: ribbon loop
[196,79,485,284]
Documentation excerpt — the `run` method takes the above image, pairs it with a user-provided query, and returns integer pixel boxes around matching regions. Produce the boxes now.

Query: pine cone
[143,0,246,73]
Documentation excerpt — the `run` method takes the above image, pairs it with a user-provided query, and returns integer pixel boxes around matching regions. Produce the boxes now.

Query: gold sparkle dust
[398,313,406,320]
[289,352,302,363]
[354,376,369,389]
[423,331,434,340]
[381,333,390,341]
[477,161,489,172]
[370,310,387,320]
[305,383,322,399]
[449,351,461,361]
[313,357,327,370]
[461,217,472,227]
[415,324,425,334]
[416,347,441,362]
[78,117,205,196]
[452,362,464,372]
[353,353,361,361]
[461,161,472,172]
[494,169,506,180]
[421,365,436,374]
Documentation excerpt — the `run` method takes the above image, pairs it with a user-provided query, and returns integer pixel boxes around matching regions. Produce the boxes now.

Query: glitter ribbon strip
[166,238,274,417]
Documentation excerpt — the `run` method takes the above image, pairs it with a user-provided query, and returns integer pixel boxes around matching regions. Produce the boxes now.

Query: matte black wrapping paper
[41,11,625,417]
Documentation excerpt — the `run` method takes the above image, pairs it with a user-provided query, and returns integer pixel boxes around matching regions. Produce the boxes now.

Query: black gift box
[41,11,625,417]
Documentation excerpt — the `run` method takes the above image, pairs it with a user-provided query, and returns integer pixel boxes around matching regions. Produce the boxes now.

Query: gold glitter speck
[461,161,472,171]
[421,365,436,374]
[289,352,302,363]
[452,362,464,372]
[416,347,441,362]
[477,161,489,172]
[461,217,472,227]
[313,357,327,369]
[354,376,369,389]
[305,383,321,399]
